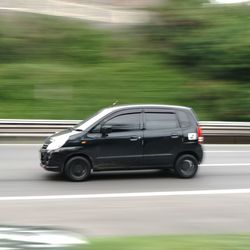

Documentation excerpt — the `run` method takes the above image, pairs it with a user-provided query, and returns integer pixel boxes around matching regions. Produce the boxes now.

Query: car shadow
[45,169,176,182]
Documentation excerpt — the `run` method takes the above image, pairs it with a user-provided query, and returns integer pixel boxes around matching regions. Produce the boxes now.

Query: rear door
[142,109,183,167]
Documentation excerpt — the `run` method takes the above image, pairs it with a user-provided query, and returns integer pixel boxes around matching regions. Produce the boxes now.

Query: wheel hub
[181,159,194,172]
[72,164,86,177]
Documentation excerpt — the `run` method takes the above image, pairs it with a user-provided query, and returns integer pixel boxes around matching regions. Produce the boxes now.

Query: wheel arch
[63,153,93,172]
[174,151,200,166]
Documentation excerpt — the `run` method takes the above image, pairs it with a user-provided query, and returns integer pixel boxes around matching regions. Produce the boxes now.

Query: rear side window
[144,113,179,130]
[105,113,140,132]
[177,110,191,128]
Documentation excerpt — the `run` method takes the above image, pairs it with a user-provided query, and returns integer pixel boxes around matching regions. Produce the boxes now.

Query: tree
[147,0,250,81]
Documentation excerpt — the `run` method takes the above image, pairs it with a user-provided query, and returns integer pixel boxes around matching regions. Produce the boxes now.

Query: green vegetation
[87,235,250,250]
[143,0,250,121]
[146,0,250,81]
[0,2,249,121]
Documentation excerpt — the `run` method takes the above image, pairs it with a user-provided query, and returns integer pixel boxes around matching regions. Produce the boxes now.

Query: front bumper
[40,149,62,172]
[40,163,61,172]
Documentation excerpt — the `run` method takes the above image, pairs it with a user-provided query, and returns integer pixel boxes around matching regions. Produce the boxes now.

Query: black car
[40,105,203,181]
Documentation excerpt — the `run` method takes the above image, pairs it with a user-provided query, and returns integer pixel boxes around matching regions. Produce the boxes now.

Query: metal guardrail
[0,119,79,138]
[199,121,250,136]
[199,121,250,143]
[0,119,250,143]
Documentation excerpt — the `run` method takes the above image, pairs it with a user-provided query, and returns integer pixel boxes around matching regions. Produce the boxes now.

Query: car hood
[44,128,84,145]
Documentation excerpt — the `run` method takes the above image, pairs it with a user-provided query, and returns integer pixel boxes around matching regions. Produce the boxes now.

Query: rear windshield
[177,109,198,128]
[189,108,199,123]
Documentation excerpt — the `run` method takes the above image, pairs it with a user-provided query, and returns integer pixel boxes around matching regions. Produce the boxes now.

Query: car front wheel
[64,156,91,182]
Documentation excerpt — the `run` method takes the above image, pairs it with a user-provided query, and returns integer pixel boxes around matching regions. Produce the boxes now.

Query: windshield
[73,108,114,131]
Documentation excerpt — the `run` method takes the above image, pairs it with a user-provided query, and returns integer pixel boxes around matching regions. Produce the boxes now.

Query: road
[0,144,250,236]
[0,0,150,25]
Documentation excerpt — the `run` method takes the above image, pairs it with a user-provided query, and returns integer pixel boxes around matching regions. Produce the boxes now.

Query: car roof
[77,104,193,131]
[106,104,191,112]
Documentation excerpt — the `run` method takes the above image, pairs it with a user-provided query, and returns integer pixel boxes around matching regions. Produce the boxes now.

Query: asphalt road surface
[0,144,250,236]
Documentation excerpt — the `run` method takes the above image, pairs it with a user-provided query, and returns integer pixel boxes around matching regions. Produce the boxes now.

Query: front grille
[40,151,49,165]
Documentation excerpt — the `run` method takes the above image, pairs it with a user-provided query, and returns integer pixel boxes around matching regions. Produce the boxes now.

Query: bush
[146,0,250,82]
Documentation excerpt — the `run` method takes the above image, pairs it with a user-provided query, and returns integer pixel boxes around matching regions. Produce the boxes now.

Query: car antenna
[112,100,119,106]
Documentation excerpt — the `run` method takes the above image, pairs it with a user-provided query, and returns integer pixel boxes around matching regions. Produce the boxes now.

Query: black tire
[174,154,198,178]
[64,156,91,182]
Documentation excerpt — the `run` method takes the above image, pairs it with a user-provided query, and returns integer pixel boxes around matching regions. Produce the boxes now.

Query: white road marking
[205,151,250,153]
[0,189,250,202]
[201,163,250,166]
[0,144,42,146]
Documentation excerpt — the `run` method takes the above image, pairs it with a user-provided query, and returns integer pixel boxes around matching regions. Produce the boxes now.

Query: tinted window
[145,113,179,130]
[177,110,190,128]
[105,113,140,132]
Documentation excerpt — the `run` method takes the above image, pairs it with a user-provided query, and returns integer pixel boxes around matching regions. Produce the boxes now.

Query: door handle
[171,134,179,139]
[130,136,141,142]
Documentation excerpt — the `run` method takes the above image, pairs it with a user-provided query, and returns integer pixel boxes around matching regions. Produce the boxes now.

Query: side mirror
[101,125,112,135]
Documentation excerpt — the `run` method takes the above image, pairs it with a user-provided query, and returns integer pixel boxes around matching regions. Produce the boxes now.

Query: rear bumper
[196,144,204,163]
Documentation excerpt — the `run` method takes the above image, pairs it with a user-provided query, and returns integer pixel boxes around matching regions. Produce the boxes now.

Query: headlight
[47,135,68,151]
[46,130,81,151]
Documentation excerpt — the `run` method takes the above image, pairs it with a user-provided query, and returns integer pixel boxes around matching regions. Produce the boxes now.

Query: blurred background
[0,1,250,249]
[0,0,249,121]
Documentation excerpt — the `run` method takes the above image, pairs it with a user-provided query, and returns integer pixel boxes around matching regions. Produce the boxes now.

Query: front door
[93,111,143,169]
[142,110,183,167]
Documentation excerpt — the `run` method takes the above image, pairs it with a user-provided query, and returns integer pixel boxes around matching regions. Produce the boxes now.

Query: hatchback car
[40,105,203,181]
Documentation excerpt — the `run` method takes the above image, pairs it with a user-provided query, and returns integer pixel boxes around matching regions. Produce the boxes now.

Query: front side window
[104,113,140,132]
[144,113,179,130]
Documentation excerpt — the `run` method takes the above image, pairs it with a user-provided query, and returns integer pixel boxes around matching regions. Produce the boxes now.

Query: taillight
[197,126,204,144]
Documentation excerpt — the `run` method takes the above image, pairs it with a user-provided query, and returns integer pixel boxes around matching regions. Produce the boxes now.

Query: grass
[0,12,249,121]
[0,60,194,119]
[85,235,250,250]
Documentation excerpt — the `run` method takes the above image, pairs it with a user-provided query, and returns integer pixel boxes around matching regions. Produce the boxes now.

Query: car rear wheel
[174,154,198,178]
[64,156,91,182]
